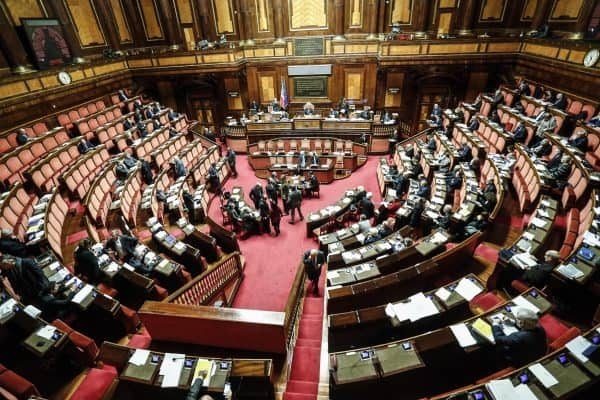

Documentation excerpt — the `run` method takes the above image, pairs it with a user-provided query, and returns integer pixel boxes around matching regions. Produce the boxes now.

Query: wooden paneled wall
[0,0,596,73]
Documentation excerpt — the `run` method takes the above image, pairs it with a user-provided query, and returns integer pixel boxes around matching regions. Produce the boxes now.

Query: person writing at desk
[303,249,325,296]
[492,307,547,366]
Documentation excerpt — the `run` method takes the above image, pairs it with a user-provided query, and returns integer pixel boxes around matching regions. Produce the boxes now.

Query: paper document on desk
[24,305,42,319]
[0,298,17,319]
[471,318,495,344]
[450,323,477,348]
[37,325,57,340]
[583,231,600,247]
[522,231,535,241]
[556,263,584,280]
[129,349,150,366]
[407,292,439,321]
[72,284,94,305]
[454,278,482,301]
[435,287,452,302]
[385,303,396,319]
[160,353,185,388]
[512,295,540,314]
[530,217,548,228]
[565,336,592,363]
[485,380,524,400]
[528,363,558,388]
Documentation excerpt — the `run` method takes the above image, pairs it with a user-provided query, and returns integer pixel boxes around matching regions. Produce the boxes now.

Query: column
[333,0,345,41]
[412,0,430,36]
[47,0,85,63]
[240,0,255,45]
[272,0,285,43]
[197,0,216,41]
[457,0,477,36]
[531,0,552,31]
[572,0,598,39]
[95,0,121,52]
[157,0,183,50]
[366,0,379,39]
[0,8,33,73]
[235,0,248,46]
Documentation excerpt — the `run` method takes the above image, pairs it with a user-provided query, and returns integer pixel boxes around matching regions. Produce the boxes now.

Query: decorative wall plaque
[294,37,324,56]
[293,76,328,97]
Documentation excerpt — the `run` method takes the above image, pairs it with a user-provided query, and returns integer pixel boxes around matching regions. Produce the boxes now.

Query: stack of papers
[37,325,57,340]
[565,336,592,363]
[391,292,439,322]
[512,295,540,314]
[450,323,477,348]
[0,298,17,319]
[528,363,558,388]
[454,278,483,301]
[556,263,584,280]
[72,284,94,305]
[159,353,185,388]
[129,349,150,366]
[485,379,539,400]
[434,287,452,302]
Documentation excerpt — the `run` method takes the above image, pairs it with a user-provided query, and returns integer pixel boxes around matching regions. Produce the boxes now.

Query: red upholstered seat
[51,319,98,367]
[510,279,530,294]
[97,283,118,298]
[153,284,168,300]
[117,305,141,334]
[539,314,570,343]
[0,364,39,400]
[69,365,117,400]
[128,333,152,349]
[548,326,581,352]
[470,292,503,312]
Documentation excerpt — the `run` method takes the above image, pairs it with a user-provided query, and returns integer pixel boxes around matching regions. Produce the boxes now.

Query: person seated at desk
[133,99,143,111]
[74,239,104,285]
[492,307,547,367]
[105,231,148,272]
[207,162,221,193]
[136,121,148,138]
[454,106,465,122]
[0,255,71,320]
[467,115,480,132]
[438,153,451,173]
[464,212,489,237]
[532,138,552,157]
[544,149,562,171]
[478,179,497,213]
[426,134,436,151]
[271,97,281,112]
[152,116,162,130]
[416,179,430,199]
[519,250,560,289]
[357,214,371,233]
[359,192,375,219]
[457,140,473,163]
[492,89,504,109]
[392,237,414,253]
[170,156,186,178]
[309,151,320,165]
[307,172,319,197]
[489,110,501,124]
[15,128,29,145]
[182,190,199,224]
[168,109,179,122]
[303,101,315,115]
[430,104,442,119]
[249,99,259,113]
[447,166,463,192]
[338,97,349,113]
[378,217,396,238]
[553,93,567,111]
[542,90,554,103]
[203,127,216,142]
[428,114,442,129]
[123,116,135,130]
[436,205,454,230]
[512,121,527,144]
[517,81,531,98]
[383,111,394,123]
[549,156,572,189]
[118,89,128,102]
[393,172,411,197]
[303,249,325,296]
[469,157,481,178]
[568,129,589,152]
[363,227,381,245]
[0,229,29,258]
[409,198,426,229]
[588,111,600,128]
[532,113,557,146]
[240,208,260,239]
[249,183,264,209]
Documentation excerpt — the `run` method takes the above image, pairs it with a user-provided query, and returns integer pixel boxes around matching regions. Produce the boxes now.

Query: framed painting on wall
[21,18,72,69]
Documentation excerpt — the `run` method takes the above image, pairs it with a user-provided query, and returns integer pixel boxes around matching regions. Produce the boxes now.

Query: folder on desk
[471,318,495,344]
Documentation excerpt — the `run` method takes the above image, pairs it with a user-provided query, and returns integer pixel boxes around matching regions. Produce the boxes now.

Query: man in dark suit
[298,151,307,169]
[204,128,216,142]
[309,152,319,165]
[249,183,264,209]
[517,82,531,97]
[207,163,220,193]
[512,122,527,144]
[269,199,282,236]
[553,93,567,111]
[457,140,473,162]
[492,307,547,367]
[0,229,29,257]
[74,239,103,285]
[393,172,410,197]
[118,89,128,102]
[468,116,480,132]
[303,249,325,295]
[226,147,237,177]
[258,197,271,234]
[519,250,560,288]
[136,121,148,138]
[171,157,187,178]
[168,109,179,121]
[568,130,588,152]
[360,192,375,219]
[123,117,134,131]
[409,198,425,229]
[307,172,319,197]
[416,180,430,199]
[16,128,29,145]
[288,186,303,224]
[182,190,199,224]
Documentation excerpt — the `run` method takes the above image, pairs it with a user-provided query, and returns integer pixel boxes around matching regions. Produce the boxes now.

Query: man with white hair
[520,250,560,288]
[492,306,547,366]
[303,249,325,296]
[0,228,28,257]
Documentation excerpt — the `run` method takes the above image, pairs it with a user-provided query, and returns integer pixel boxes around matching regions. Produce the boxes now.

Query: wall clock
[583,49,599,68]
[58,71,72,85]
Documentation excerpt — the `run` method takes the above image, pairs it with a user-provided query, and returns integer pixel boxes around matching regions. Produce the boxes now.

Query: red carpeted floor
[207,155,382,312]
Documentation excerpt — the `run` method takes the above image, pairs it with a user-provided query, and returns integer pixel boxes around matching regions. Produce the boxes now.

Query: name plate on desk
[293,76,328,98]
[293,38,324,57]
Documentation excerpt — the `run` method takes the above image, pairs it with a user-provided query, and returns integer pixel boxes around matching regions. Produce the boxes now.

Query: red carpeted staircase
[284,296,324,400]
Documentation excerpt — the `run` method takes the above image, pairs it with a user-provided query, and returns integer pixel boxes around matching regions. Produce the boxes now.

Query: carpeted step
[295,338,321,348]
[283,392,316,400]
[298,319,322,339]
[302,297,324,316]
[288,346,320,382]
[285,380,318,395]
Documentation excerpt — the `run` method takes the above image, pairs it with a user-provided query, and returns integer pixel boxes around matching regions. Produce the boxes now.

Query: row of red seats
[85,165,116,235]
[512,145,541,212]
[0,122,49,154]
[0,183,38,242]
[45,190,69,261]
[57,100,107,132]
[0,128,71,188]
[61,145,111,200]
[120,170,143,229]
[560,194,594,260]
[474,116,508,154]
[151,134,188,168]
[26,140,81,193]
[517,80,596,121]
[133,128,169,161]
